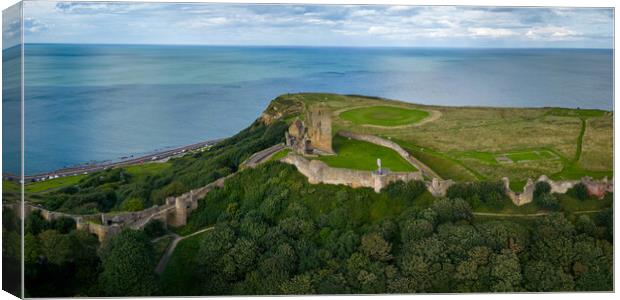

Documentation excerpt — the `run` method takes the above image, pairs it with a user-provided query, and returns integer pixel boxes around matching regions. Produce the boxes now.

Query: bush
[431,198,472,223]
[121,197,144,212]
[535,194,559,210]
[385,180,427,201]
[533,181,558,210]
[446,181,507,209]
[49,217,76,234]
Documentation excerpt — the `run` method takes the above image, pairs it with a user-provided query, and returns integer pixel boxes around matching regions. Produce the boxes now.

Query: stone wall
[281,153,422,192]
[427,178,455,197]
[502,175,613,206]
[14,172,234,241]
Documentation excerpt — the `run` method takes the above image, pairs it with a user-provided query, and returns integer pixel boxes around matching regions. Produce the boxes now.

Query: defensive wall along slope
[280,130,613,206]
[15,173,232,242]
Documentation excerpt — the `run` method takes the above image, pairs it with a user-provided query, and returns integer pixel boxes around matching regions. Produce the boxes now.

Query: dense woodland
[15,161,613,296]
[6,109,614,296]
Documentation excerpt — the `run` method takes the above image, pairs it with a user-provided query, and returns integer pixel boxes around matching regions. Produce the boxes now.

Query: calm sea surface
[3,44,613,174]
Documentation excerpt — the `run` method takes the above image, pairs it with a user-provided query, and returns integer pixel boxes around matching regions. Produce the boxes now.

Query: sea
[2,44,613,175]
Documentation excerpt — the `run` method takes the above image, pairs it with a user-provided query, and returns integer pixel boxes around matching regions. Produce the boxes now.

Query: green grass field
[20,162,172,195]
[281,93,612,182]
[339,105,429,126]
[317,135,416,172]
[24,175,87,194]
[505,150,556,162]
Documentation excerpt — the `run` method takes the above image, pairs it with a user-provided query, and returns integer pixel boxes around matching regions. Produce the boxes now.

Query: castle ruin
[285,105,334,155]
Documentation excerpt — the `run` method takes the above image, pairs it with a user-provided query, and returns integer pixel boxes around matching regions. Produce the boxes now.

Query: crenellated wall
[14,172,233,241]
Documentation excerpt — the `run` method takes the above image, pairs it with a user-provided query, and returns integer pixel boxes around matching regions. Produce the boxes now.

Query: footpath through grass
[317,135,416,172]
[159,230,210,296]
[340,105,429,126]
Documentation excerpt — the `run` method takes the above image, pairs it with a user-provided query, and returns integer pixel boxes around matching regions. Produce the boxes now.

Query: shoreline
[3,137,226,183]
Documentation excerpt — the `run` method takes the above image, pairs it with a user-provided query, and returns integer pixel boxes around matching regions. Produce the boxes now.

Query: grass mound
[317,135,416,172]
[339,105,429,126]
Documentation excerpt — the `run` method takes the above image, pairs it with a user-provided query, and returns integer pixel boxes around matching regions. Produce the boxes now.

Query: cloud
[468,27,516,37]
[24,18,49,33]
[20,3,613,48]
[526,26,581,41]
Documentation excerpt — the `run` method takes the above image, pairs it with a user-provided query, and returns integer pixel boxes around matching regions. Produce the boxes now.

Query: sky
[2,1,615,48]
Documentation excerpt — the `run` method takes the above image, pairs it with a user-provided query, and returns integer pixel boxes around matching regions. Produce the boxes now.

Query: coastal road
[240,143,286,169]
[3,138,225,183]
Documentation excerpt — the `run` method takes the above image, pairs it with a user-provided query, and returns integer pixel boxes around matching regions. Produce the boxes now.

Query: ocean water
[3,44,613,174]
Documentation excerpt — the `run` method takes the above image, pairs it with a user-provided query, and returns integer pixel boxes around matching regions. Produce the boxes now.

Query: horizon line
[7,42,614,50]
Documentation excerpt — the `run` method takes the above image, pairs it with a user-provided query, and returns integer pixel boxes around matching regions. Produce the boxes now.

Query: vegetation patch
[546,108,606,118]
[504,150,557,163]
[25,175,87,194]
[339,105,429,126]
[317,135,416,172]
[159,230,211,296]
[268,148,291,162]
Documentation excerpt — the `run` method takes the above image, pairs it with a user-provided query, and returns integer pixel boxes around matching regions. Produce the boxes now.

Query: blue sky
[4,1,614,48]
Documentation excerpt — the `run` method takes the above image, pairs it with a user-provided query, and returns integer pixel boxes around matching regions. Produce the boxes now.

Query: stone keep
[306,105,334,154]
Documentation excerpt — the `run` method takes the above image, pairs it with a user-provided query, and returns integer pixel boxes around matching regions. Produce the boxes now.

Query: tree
[49,217,76,234]
[453,246,492,292]
[121,197,144,212]
[523,260,574,291]
[533,181,558,210]
[279,274,315,294]
[533,181,551,199]
[385,180,426,201]
[38,230,76,266]
[99,229,158,296]
[530,214,576,269]
[575,215,597,238]
[26,210,49,235]
[400,218,433,244]
[431,198,472,224]
[489,249,522,292]
[535,193,559,210]
[360,233,392,262]
[571,236,613,291]
[571,182,589,200]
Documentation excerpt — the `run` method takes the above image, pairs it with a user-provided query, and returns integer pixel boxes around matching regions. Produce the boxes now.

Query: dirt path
[154,226,214,274]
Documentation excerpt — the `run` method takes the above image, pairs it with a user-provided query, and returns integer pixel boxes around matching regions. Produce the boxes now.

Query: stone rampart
[13,172,235,241]
[502,175,613,206]
[281,153,423,192]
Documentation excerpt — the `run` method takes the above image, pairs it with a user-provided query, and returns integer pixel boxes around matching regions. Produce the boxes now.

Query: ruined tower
[306,105,334,154]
